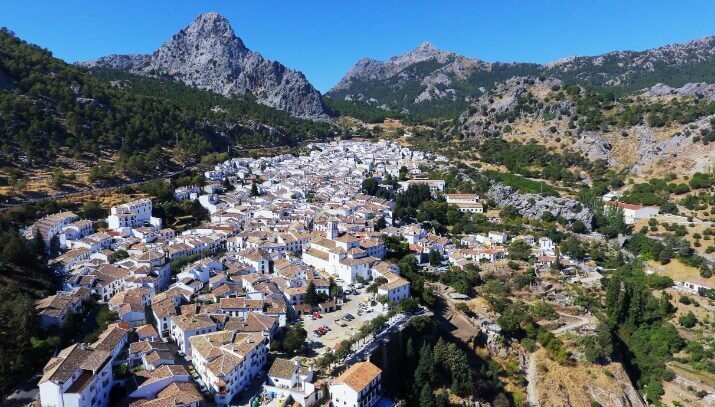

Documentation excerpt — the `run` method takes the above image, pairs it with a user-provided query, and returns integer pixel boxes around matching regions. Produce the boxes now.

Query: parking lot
[301,286,386,353]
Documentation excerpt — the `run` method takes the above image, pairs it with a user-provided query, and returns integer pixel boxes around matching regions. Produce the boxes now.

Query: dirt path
[551,311,595,335]
[526,353,539,407]
[432,283,479,342]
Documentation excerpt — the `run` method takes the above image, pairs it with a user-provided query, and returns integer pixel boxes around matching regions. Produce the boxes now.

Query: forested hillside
[0,28,333,175]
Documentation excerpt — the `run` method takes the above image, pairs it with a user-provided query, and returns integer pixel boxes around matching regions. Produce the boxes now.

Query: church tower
[326,220,338,240]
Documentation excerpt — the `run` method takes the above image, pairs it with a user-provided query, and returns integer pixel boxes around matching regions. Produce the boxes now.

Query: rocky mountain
[0,28,331,172]
[327,42,537,118]
[641,82,715,100]
[543,36,715,88]
[456,76,715,176]
[80,13,329,120]
[328,36,715,118]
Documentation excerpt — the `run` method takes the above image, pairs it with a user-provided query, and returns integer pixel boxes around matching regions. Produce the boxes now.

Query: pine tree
[31,228,46,256]
[419,385,435,407]
[435,391,449,407]
[375,216,387,231]
[605,275,623,324]
[250,181,259,196]
[405,337,416,360]
[414,342,437,390]
[305,281,318,306]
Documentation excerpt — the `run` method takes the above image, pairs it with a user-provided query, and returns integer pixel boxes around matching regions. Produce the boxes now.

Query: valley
[0,8,714,407]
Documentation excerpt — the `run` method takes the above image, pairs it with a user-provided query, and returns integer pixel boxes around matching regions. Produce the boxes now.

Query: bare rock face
[544,36,715,87]
[332,41,448,90]
[641,82,715,100]
[80,13,328,120]
[457,76,568,138]
[630,118,714,174]
[78,54,147,70]
[574,131,613,163]
[329,41,490,107]
[487,183,594,229]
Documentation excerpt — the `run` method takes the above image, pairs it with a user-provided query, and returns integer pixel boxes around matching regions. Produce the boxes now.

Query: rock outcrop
[641,82,715,100]
[487,183,594,228]
[80,13,328,120]
[573,131,613,163]
[79,54,146,70]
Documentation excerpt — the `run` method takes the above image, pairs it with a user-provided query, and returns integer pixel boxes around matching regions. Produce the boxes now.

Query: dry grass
[647,260,715,289]
[661,362,715,406]
[532,349,642,407]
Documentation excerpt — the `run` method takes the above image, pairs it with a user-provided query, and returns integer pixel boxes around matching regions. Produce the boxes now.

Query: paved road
[334,308,431,368]
[1,374,41,407]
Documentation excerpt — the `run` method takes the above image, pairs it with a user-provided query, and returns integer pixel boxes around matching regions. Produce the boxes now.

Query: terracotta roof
[40,343,112,385]
[332,361,381,392]
[268,358,297,380]
[172,314,216,333]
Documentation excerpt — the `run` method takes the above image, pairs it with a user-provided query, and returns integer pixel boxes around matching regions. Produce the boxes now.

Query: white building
[606,202,660,225]
[35,288,89,328]
[171,314,218,356]
[538,237,555,254]
[403,179,445,193]
[302,232,375,285]
[25,211,78,253]
[39,343,113,407]
[376,271,411,304]
[174,186,201,201]
[454,202,484,213]
[488,231,508,244]
[189,331,269,406]
[107,199,161,232]
[264,358,320,407]
[445,194,479,204]
[329,361,382,407]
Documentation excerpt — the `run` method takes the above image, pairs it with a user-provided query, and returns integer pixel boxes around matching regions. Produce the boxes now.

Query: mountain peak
[190,12,233,34]
[181,12,241,47]
[415,41,438,52]
[81,11,327,119]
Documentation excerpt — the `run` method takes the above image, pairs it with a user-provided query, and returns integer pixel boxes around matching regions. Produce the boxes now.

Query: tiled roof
[332,361,381,393]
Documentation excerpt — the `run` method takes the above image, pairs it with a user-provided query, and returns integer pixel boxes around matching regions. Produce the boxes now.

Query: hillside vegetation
[0,28,332,183]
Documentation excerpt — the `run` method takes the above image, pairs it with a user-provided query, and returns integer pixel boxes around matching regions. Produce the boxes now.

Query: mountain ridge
[328,35,715,118]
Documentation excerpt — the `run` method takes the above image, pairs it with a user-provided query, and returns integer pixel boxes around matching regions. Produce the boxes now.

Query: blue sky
[1,0,714,92]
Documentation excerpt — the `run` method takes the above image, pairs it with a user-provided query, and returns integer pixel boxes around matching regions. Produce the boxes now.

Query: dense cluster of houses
[29,138,619,407]
[30,141,428,407]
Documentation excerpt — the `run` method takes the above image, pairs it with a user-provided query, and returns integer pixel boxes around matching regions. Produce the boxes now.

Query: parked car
[322,325,331,331]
